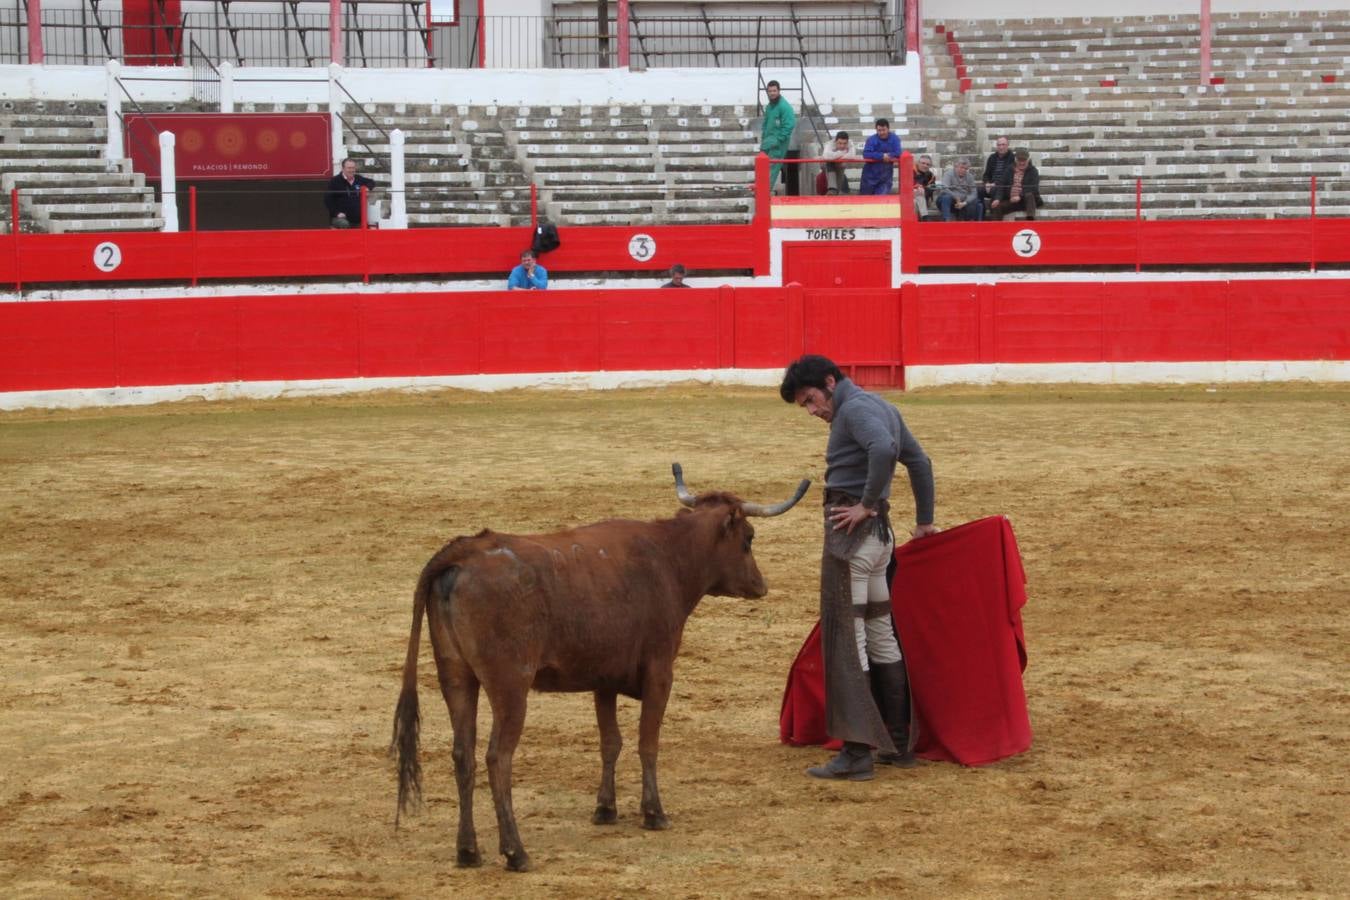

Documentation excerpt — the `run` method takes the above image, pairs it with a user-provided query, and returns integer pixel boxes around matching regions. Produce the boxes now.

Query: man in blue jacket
[506,249,548,290]
[860,119,902,196]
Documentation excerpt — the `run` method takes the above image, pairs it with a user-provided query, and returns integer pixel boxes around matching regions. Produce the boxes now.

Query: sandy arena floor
[1,383,1346,898]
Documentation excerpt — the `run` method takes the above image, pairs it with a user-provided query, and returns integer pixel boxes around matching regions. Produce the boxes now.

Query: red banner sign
[124,112,331,180]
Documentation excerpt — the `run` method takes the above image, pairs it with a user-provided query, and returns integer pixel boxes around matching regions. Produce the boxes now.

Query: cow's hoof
[641,812,671,831]
[456,846,482,868]
[592,806,618,825]
[503,849,531,873]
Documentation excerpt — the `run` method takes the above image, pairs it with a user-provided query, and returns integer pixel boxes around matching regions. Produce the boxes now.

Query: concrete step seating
[931,12,1350,219]
[0,100,163,233]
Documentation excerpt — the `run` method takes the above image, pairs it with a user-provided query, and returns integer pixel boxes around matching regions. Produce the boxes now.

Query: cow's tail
[390,556,440,827]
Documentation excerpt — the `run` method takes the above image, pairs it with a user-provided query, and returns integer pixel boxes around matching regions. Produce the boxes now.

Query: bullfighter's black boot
[871,660,917,768]
[806,741,874,781]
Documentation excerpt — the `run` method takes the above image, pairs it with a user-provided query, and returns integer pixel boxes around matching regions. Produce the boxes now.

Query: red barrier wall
[900,280,1350,366]
[3,279,1346,397]
[3,215,1349,288]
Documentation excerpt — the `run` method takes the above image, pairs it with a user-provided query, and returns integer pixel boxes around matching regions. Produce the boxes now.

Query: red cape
[780,516,1032,766]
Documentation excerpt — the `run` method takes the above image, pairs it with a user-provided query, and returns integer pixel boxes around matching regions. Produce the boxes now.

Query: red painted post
[617,0,630,68]
[477,0,486,68]
[26,0,43,64]
[189,186,198,287]
[752,153,771,276]
[425,1,433,68]
[899,151,919,274]
[1310,175,1317,272]
[906,0,920,54]
[1135,178,1143,273]
[1199,0,1212,85]
[899,152,915,224]
[10,188,20,290]
[330,0,342,65]
[785,281,805,357]
[360,185,370,284]
[716,285,736,367]
[530,183,538,231]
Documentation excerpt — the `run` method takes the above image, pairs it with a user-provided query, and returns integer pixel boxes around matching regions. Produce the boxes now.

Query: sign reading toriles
[799,228,858,241]
[124,113,332,181]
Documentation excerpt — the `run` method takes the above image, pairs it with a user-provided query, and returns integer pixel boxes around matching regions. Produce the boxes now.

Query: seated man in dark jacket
[989,149,1041,221]
[325,158,378,228]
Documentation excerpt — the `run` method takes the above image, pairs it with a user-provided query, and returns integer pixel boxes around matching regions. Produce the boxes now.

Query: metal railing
[33,9,432,67]
[2,11,901,69]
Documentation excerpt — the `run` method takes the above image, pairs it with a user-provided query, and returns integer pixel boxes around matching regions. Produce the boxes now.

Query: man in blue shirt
[859,118,902,196]
[506,249,548,290]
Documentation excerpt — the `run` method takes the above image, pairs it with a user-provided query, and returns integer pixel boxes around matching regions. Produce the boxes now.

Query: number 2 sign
[93,241,123,272]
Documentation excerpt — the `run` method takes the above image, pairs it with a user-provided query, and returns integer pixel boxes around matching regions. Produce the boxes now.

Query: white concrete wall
[930,0,1350,20]
[0,61,921,106]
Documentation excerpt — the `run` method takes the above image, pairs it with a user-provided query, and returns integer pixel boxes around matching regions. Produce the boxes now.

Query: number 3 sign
[93,241,123,272]
[1012,229,1041,258]
[627,233,656,262]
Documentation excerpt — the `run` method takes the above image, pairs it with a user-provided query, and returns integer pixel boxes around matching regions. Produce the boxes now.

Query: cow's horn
[672,462,698,507]
[740,478,812,517]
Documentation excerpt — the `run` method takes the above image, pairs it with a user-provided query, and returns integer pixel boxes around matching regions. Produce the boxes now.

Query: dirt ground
[1,383,1346,898]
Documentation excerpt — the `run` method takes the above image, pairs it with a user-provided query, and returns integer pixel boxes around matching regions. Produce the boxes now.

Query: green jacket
[759,97,796,154]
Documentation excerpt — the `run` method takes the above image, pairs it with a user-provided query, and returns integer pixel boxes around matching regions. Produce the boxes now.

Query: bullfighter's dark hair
[779,354,846,403]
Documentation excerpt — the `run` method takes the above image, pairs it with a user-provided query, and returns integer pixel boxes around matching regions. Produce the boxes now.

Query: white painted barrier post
[389,128,407,229]
[328,64,345,166]
[159,131,179,232]
[219,62,235,114]
[105,60,123,164]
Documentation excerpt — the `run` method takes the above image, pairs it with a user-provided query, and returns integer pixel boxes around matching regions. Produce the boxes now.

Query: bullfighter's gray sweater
[824,378,935,525]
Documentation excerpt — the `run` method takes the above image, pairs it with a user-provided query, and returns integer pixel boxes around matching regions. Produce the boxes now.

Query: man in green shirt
[760,80,797,192]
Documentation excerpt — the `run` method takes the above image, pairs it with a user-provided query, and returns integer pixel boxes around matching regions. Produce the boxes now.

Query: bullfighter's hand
[829,503,875,533]
[911,523,940,539]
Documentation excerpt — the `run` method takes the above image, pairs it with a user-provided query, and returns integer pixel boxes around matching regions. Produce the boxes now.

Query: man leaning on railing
[821,131,855,195]
[325,158,378,228]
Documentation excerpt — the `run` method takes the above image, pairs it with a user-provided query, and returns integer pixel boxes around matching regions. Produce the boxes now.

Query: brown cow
[391,464,809,871]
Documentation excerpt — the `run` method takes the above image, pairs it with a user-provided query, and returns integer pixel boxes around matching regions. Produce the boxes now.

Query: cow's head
[672,463,810,599]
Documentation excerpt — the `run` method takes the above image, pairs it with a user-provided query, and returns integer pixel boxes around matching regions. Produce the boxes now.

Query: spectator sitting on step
[662,263,691,288]
[913,153,937,219]
[989,148,1042,221]
[325,158,377,228]
[937,158,984,221]
[820,131,854,195]
[981,135,1014,205]
[507,249,548,291]
[860,118,902,195]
